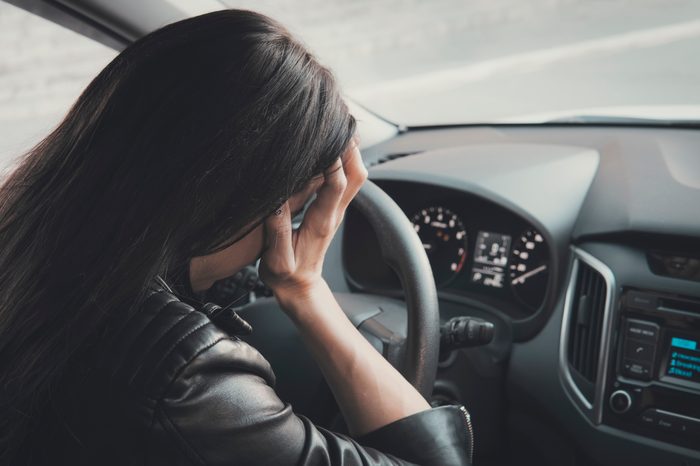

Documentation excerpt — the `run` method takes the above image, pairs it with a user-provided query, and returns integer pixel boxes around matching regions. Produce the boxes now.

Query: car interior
[3,1,700,465]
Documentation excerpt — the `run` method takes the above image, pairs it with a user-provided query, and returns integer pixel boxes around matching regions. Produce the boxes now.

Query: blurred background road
[2,0,700,167]
[240,0,700,125]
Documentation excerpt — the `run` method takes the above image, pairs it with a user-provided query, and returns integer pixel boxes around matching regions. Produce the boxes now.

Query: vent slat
[579,267,591,374]
[568,260,607,387]
[369,152,420,167]
[584,269,599,379]
[575,266,590,372]
[591,272,606,379]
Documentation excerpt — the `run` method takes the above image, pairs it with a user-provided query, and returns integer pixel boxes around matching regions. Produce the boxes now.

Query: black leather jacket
[21,277,473,465]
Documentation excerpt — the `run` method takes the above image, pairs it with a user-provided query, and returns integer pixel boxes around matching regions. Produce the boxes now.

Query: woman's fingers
[303,157,347,238]
[299,141,367,241]
[260,201,296,278]
[338,143,368,211]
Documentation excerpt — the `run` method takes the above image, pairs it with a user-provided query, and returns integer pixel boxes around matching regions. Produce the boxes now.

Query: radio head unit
[604,289,700,449]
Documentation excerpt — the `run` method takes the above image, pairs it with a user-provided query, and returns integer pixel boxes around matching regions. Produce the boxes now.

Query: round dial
[509,229,549,309]
[411,206,468,286]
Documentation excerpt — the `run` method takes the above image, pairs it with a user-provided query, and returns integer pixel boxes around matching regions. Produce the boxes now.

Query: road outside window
[0,2,115,172]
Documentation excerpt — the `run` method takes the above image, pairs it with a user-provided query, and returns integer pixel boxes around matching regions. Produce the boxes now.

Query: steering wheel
[238,180,440,400]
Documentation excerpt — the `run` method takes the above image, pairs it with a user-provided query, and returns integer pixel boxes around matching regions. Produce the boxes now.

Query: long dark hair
[0,9,355,459]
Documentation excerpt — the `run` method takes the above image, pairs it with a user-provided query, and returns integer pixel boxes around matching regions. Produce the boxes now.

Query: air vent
[567,261,607,387]
[369,152,420,167]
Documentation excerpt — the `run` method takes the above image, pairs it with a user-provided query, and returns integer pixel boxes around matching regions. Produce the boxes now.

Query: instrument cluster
[344,180,553,319]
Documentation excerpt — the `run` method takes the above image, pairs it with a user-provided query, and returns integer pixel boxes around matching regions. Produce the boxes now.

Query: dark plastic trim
[403,121,700,132]
[5,0,130,50]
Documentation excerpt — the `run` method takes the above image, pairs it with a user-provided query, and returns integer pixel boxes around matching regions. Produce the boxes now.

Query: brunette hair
[0,9,355,459]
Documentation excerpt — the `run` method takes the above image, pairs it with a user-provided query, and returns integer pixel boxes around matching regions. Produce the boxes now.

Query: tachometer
[509,229,549,309]
[411,206,468,286]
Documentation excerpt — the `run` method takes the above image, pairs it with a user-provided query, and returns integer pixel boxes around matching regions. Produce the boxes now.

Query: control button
[674,420,691,435]
[656,411,681,432]
[655,410,700,436]
[609,390,633,414]
[626,291,659,311]
[656,413,675,431]
[623,339,656,362]
[625,319,660,343]
[622,360,652,380]
[691,419,700,436]
[638,409,657,426]
[626,292,658,311]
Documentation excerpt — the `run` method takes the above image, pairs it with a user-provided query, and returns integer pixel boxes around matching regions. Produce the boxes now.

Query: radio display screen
[664,334,700,384]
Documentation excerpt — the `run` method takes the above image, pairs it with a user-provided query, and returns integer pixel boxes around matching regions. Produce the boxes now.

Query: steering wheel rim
[240,180,440,400]
[346,180,440,398]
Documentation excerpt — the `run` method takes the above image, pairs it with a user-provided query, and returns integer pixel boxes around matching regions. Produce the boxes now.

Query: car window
[0,2,116,173]
[222,0,700,126]
[5,0,698,155]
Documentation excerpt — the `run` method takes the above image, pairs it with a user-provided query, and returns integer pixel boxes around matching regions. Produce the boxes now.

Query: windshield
[2,0,699,163]
[223,0,700,126]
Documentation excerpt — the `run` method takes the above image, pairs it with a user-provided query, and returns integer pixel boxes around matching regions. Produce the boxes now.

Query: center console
[603,289,700,449]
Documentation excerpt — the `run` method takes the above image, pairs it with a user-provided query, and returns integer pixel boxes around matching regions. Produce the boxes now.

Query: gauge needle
[423,244,433,250]
[512,264,547,284]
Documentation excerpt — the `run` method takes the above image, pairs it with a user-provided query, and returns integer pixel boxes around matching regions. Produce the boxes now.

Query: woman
[0,9,472,465]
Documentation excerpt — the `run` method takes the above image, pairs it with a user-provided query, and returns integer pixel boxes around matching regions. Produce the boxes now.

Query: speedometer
[411,206,468,286]
[509,229,549,309]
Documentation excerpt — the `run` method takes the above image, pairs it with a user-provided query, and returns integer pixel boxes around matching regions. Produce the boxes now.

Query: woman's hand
[258,141,431,438]
[258,142,367,311]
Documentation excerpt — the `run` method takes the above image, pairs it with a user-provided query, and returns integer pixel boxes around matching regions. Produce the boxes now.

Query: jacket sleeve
[151,336,473,466]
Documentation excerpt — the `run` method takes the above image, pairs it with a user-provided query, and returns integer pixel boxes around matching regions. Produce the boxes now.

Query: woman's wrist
[273,278,333,321]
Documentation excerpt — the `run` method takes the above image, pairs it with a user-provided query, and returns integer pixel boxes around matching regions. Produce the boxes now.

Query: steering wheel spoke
[339,293,410,371]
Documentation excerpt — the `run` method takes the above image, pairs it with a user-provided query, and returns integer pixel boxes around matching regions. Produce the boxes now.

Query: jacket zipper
[459,405,474,464]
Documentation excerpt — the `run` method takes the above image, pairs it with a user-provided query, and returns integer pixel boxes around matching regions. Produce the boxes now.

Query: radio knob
[609,390,633,414]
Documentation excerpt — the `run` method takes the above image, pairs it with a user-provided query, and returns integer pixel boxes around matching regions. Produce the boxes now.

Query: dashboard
[337,123,700,466]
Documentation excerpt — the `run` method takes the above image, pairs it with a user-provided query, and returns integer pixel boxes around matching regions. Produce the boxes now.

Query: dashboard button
[626,292,659,311]
[638,409,657,426]
[690,420,700,436]
[625,319,659,343]
[622,360,652,380]
[674,420,692,435]
[655,410,700,436]
[609,390,632,414]
[623,339,656,363]
[656,414,675,431]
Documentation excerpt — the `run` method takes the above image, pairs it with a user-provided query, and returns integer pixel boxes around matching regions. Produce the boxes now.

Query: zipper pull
[200,302,253,336]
